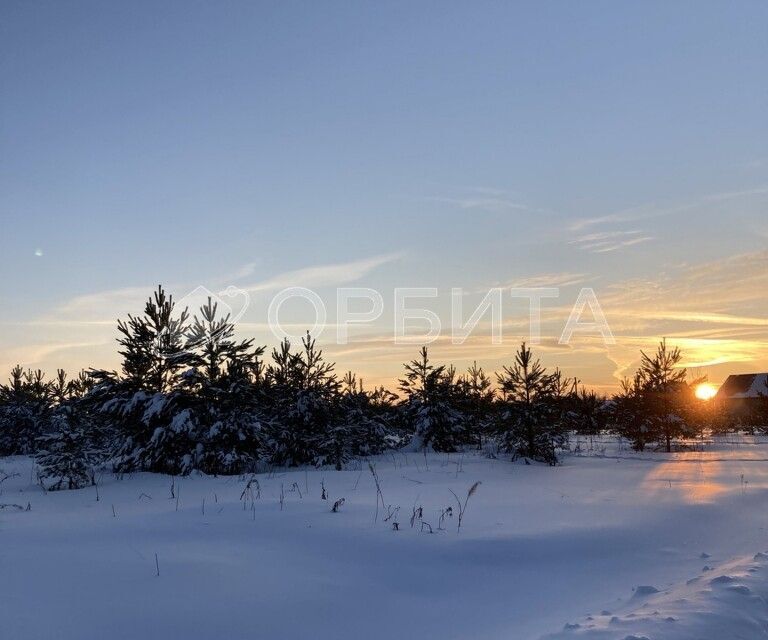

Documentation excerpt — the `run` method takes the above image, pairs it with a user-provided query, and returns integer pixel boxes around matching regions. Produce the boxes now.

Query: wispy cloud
[0,340,111,373]
[1,254,403,373]
[3,245,767,394]
[569,230,654,253]
[504,272,589,288]
[569,208,651,232]
[51,286,161,323]
[424,186,529,214]
[594,250,768,380]
[570,184,768,232]
[241,253,402,294]
[467,272,589,295]
[590,235,654,253]
[29,253,402,326]
[636,311,768,327]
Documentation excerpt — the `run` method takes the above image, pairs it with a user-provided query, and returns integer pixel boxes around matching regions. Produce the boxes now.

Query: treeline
[0,286,760,490]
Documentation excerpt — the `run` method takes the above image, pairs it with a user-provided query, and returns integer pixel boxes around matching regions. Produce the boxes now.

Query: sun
[695,383,718,401]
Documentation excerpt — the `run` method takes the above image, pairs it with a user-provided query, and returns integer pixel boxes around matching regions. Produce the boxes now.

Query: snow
[545,554,768,639]
[3,436,768,639]
[141,392,167,421]
[733,373,768,398]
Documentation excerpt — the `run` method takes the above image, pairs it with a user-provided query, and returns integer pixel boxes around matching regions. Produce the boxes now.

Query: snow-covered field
[3,437,768,640]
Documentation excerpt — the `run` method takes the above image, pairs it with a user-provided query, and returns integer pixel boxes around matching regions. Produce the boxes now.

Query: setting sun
[695,383,718,401]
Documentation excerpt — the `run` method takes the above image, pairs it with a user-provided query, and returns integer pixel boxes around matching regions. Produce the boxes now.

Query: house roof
[716,373,768,399]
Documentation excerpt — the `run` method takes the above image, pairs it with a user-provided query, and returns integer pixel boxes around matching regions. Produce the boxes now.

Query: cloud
[25,253,402,328]
[569,207,652,232]
[50,286,160,323]
[593,250,768,380]
[4,245,767,395]
[635,311,768,327]
[425,188,529,214]
[219,261,260,282]
[503,272,589,288]
[569,185,768,232]
[324,249,768,390]
[0,340,111,373]
[569,230,654,253]
[1,254,402,375]
[590,236,654,253]
[241,253,402,294]
[570,230,642,244]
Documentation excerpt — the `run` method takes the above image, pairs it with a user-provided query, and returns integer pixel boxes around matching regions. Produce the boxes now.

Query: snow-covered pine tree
[637,340,696,452]
[262,333,339,466]
[0,366,53,455]
[609,373,651,451]
[98,286,198,475]
[36,402,100,491]
[318,372,394,470]
[51,369,69,404]
[70,370,95,399]
[456,361,496,448]
[318,372,356,471]
[495,342,567,464]
[49,369,95,404]
[367,384,406,448]
[184,297,266,475]
[610,340,697,452]
[399,347,465,452]
[344,373,400,456]
[568,385,609,437]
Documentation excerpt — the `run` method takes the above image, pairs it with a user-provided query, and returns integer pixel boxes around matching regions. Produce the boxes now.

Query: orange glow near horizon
[695,383,718,401]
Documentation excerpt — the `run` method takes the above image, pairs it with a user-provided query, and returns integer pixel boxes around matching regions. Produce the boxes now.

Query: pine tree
[495,343,567,464]
[609,341,700,451]
[609,373,651,451]
[184,297,266,475]
[98,286,198,474]
[569,385,608,437]
[399,347,465,452]
[262,333,340,466]
[637,340,692,452]
[456,361,496,448]
[609,340,694,452]
[36,403,100,490]
[319,372,395,469]
[0,366,53,455]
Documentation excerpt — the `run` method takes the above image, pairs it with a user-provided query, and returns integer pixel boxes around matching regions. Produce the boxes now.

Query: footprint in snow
[727,585,751,595]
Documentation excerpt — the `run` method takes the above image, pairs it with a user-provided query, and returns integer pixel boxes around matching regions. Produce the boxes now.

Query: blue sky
[1,1,767,390]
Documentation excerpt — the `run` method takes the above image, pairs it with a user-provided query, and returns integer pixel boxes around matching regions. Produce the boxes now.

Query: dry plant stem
[448,481,481,534]
[367,462,385,523]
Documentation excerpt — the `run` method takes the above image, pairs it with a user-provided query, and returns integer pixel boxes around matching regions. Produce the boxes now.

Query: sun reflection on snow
[641,455,724,503]
[638,446,768,504]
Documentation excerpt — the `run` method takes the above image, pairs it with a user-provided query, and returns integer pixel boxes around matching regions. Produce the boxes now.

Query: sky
[1,0,767,392]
